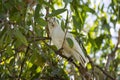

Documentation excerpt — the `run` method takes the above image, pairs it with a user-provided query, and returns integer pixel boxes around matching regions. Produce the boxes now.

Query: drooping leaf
[79,5,95,13]
[6,46,13,55]
[14,28,28,46]
[47,8,67,17]
[34,4,41,20]
[61,20,65,31]
[30,50,45,67]
[63,0,73,7]
[0,27,7,48]
[66,37,74,48]
[95,34,105,49]
[72,16,81,30]
[36,18,47,26]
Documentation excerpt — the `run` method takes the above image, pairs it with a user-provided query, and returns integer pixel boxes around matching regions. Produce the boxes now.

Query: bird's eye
[52,23,55,27]
[48,21,54,28]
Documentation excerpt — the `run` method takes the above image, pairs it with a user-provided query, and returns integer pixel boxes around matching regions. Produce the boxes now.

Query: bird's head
[47,18,59,33]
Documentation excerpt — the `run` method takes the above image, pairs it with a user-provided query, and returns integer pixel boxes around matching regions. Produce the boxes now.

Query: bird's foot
[58,47,63,53]
[68,56,73,62]
[55,48,63,55]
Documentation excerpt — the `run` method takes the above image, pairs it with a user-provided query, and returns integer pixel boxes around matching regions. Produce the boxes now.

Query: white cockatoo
[47,18,88,67]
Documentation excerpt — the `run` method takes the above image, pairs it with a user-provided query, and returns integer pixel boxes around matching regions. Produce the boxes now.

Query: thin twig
[18,45,30,80]
[61,28,68,48]
[95,65,115,80]
[105,29,120,70]
[29,37,51,42]
[45,0,52,37]
[87,55,115,80]
[61,10,69,48]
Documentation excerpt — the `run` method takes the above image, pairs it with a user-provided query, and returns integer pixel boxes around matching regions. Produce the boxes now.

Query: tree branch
[95,65,115,80]
[18,45,30,80]
[45,0,52,37]
[61,11,69,48]
[105,29,120,70]
[29,37,51,42]
[43,41,92,80]
[87,55,115,80]
[28,35,115,80]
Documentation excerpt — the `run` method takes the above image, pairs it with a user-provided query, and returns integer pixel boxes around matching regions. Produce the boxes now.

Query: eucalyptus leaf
[79,5,95,13]
[36,18,47,26]
[95,34,105,48]
[66,37,74,48]
[47,9,67,17]
[34,4,41,20]
[14,28,28,46]
[63,0,73,4]
[31,51,45,67]
[63,0,73,7]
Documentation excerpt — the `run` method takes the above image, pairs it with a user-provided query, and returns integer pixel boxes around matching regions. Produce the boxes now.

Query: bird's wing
[66,33,88,67]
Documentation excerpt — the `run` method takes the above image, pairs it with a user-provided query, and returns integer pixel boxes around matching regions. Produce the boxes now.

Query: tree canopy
[0,0,120,80]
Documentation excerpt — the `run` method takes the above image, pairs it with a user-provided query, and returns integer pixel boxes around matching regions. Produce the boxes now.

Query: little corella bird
[47,18,88,67]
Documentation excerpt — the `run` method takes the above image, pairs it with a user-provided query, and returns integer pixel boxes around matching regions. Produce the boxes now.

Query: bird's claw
[68,56,73,62]
[58,47,63,53]
[55,48,63,55]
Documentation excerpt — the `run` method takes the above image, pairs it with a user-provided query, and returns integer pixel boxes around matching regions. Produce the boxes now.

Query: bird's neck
[50,26,65,37]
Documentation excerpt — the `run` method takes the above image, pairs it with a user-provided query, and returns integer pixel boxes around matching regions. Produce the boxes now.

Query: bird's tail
[73,50,89,67]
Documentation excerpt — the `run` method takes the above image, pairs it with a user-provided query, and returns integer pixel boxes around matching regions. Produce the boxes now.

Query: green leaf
[35,55,45,67]
[63,0,73,4]
[47,8,67,17]
[51,45,57,51]
[72,16,81,30]
[14,28,28,46]
[6,46,13,55]
[66,37,74,48]
[95,35,104,48]
[0,27,7,48]
[36,18,47,26]
[63,0,73,7]
[30,50,45,67]
[34,4,41,20]
[79,5,95,13]
[61,20,65,31]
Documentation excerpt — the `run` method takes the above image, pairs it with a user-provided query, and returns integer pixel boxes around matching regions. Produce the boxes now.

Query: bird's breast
[51,28,65,49]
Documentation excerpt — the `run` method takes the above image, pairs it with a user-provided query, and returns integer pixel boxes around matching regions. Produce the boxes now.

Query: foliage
[0,0,120,80]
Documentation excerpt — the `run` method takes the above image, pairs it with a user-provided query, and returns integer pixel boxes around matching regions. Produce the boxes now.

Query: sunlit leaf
[87,63,92,69]
[36,66,42,73]
[26,61,33,68]
[47,8,67,17]
[79,5,95,13]
[72,16,81,30]
[36,18,47,26]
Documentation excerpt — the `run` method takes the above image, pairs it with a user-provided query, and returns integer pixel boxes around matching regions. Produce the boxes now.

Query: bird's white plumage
[47,18,88,67]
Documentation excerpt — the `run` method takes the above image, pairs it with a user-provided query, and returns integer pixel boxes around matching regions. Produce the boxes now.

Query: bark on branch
[43,41,92,80]
[105,29,120,70]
